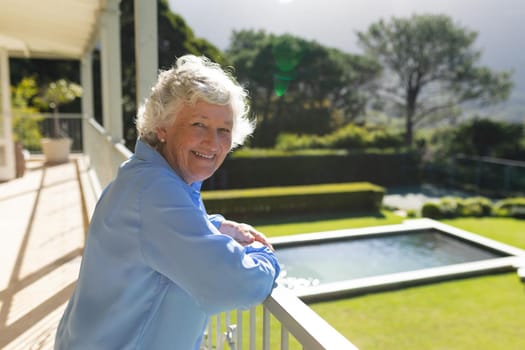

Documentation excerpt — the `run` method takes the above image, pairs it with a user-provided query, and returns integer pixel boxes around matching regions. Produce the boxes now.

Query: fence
[40,113,84,150]
[424,155,525,196]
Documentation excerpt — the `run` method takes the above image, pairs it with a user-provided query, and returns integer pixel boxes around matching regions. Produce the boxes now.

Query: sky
[168,0,525,96]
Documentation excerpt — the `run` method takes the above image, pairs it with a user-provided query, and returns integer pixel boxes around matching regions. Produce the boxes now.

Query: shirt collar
[134,138,203,192]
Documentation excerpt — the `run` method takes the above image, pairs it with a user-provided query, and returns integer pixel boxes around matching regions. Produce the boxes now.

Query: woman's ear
[156,127,167,142]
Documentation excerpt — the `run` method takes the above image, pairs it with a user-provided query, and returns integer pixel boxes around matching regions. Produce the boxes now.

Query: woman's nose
[202,129,219,149]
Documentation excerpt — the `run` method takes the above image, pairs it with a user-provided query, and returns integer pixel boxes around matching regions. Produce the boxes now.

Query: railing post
[281,326,289,350]
[237,309,243,350]
[249,307,256,350]
[263,307,270,350]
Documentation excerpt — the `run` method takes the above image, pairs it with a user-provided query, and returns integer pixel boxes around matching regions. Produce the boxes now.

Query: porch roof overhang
[0,0,108,59]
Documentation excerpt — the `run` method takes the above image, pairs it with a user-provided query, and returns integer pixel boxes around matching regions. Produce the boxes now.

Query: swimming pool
[271,219,525,302]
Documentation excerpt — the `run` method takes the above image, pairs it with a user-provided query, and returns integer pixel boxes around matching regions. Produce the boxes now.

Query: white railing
[83,117,132,188]
[202,286,358,350]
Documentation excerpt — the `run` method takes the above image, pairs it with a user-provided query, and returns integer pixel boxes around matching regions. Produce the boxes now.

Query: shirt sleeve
[138,176,280,314]
[207,214,225,229]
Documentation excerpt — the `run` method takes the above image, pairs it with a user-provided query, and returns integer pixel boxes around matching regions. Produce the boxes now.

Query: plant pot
[14,141,26,178]
[41,137,72,164]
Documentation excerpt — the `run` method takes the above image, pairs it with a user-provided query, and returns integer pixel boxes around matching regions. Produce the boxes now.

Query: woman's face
[156,101,233,184]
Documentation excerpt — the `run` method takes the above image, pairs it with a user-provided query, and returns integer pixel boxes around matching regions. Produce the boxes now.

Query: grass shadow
[238,210,387,227]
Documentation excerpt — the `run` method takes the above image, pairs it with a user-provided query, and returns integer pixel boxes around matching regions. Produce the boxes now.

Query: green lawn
[253,210,404,237]
[441,217,525,249]
[252,214,525,350]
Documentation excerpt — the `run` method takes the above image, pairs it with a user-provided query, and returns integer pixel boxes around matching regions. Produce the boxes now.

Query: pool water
[275,229,507,289]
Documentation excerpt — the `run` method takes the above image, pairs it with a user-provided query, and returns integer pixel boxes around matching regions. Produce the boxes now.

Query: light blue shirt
[55,139,280,350]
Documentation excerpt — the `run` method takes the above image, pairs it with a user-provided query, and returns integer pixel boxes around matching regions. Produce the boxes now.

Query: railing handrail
[264,286,359,350]
[455,154,525,168]
[13,111,84,119]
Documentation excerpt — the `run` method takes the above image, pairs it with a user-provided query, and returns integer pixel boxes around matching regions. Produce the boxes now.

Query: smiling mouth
[192,150,215,160]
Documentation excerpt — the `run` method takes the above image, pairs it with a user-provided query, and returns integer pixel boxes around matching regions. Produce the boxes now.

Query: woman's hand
[218,220,274,251]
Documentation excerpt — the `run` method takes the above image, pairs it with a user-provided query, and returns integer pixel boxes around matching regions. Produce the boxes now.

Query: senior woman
[55,55,280,349]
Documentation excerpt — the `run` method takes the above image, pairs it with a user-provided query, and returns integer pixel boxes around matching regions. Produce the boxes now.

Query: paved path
[384,184,473,211]
[0,158,88,350]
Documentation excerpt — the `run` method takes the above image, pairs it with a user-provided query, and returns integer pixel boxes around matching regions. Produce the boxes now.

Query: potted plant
[11,77,43,176]
[38,79,82,164]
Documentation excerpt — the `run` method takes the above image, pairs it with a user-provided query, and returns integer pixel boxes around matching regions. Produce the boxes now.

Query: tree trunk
[52,108,60,138]
[405,87,418,146]
[405,108,413,146]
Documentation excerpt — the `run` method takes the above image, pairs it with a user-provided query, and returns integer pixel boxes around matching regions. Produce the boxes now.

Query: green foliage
[431,118,524,160]
[275,123,404,151]
[202,182,384,220]
[439,196,463,218]
[405,209,418,218]
[275,133,327,150]
[421,202,442,219]
[461,196,493,217]
[11,77,43,150]
[37,79,82,111]
[421,196,525,219]
[37,79,82,138]
[231,148,348,158]
[358,14,513,146]
[226,30,381,147]
[493,197,525,218]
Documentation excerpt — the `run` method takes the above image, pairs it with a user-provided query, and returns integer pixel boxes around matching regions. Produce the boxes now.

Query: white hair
[136,55,254,149]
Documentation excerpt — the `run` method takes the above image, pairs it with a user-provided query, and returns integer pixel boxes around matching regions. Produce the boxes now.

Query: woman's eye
[219,128,231,134]
[192,122,205,127]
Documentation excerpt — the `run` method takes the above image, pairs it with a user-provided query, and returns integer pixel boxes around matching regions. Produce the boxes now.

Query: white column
[134,0,158,107]
[0,48,15,181]
[99,0,123,142]
[81,52,94,152]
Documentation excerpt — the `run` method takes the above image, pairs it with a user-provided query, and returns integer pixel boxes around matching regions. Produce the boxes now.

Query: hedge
[202,182,384,219]
[421,196,525,219]
[203,152,420,190]
[493,197,525,218]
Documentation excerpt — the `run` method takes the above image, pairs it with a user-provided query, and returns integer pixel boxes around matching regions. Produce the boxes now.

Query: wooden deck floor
[0,157,90,350]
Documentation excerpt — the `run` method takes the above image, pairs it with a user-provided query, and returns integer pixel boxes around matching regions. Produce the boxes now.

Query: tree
[38,79,82,138]
[357,14,513,146]
[227,30,381,146]
[438,118,524,159]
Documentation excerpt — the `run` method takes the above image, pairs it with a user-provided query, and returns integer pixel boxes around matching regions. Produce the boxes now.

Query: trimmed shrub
[202,182,384,219]
[421,196,494,219]
[274,124,405,151]
[439,196,463,218]
[462,197,493,217]
[421,202,442,219]
[493,197,525,218]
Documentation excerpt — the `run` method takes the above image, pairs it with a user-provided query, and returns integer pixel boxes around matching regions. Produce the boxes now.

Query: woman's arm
[138,178,280,314]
